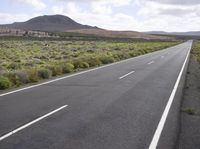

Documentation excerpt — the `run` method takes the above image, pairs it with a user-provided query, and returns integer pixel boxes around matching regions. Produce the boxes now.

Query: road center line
[119,71,135,79]
[0,105,68,141]
[0,42,181,98]
[147,61,154,65]
[148,45,191,149]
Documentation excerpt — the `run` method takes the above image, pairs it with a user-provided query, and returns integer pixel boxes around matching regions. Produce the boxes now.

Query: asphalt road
[0,41,192,149]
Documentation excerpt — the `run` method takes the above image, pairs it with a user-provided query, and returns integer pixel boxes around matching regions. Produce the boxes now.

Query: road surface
[0,41,192,149]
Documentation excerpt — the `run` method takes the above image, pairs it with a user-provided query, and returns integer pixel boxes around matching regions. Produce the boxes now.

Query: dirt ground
[176,56,200,149]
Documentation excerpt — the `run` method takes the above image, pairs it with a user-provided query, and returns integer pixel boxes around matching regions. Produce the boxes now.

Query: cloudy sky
[1,0,200,32]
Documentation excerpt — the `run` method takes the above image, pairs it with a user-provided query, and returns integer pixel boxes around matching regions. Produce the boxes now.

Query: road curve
[0,41,192,149]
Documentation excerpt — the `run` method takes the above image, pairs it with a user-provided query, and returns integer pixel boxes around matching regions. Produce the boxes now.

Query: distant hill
[67,29,169,39]
[0,15,96,32]
[0,14,171,40]
[146,31,200,36]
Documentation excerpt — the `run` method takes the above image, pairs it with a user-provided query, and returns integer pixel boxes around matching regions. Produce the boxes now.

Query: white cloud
[1,0,200,32]
[14,0,46,10]
[135,0,200,31]
[91,2,112,14]
[95,0,133,7]
[51,2,139,30]
[0,13,41,24]
[142,0,200,5]
[59,0,134,7]
[52,6,65,14]
[50,0,200,32]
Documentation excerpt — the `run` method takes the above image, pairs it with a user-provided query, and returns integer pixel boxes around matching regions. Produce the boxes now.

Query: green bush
[115,52,130,60]
[27,69,39,83]
[99,56,115,64]
[0,76,12,89]
[85,57,102,67]
[81,62,90,68]
[73,60,89,69]
[62,63,74,73]
[47,65,63,76]
[37,69,52,79]
[4,73,17,86]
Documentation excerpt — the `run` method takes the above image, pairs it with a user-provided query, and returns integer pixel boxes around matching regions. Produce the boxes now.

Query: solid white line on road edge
[147,61,155,65]
[148,47,191,149]
[0,42,184,98]
[0,105,68,141]
[119,71,135,79]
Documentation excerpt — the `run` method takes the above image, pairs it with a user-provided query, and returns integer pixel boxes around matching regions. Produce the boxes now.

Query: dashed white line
[148,45,191,149]
[147,61,155,65]
[119,71,135,79]
[0,51,161,98]
[161,56,165,58]
[0,105,68,141]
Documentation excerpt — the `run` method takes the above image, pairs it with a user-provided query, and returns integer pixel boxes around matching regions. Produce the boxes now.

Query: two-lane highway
[0,41,192,149]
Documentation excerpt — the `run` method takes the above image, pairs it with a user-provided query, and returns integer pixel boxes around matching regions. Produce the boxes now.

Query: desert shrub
[114,47,121,51]
[37,69,52,79]
[73,60,90,69]
[0,76,12,89]
[4,72,21,86]
[8,62,21,70]
[85,57,102,67]
[14,59,22,63]
[62,63,74,73]
[0,65,5,74]
[128,51,137,57]
[133,50,143,57]
[112,53,121,61]
[32,58,44,64]
[81,62,90,68]
[192,42,200,63]
[87,49,95,53]
[27,69,39,83]
[129,47,135,50]
[5,71,29,86]
[99,56,115,64]
[47,65,63,76]
[23,61,35,67]
[115,52,130,60]
[139,49,148,54]
[14,71,29,85]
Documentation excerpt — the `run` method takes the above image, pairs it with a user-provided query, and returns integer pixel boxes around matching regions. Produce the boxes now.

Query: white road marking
[119,71,135,79]
[0,42,181,98]
[149,47,191,149]
[148,61,155,65]
[0,105,68,141]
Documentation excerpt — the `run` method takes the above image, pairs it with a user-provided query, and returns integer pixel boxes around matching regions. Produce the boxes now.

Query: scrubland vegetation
[0,38,180,90]
[191,41,200,63]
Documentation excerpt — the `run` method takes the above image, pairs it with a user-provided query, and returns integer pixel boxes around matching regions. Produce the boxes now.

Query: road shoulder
[176,56,200,149]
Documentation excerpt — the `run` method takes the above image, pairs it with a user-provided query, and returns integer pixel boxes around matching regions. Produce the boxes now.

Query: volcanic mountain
[1,15,95,32]
[0,15,170,39]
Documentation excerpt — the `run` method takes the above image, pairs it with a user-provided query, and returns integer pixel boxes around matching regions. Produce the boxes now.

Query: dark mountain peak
[1,14,94,32]
[25,15,76,25]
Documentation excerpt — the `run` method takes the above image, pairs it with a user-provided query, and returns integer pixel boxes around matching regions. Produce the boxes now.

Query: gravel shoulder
[176,55,200,149]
